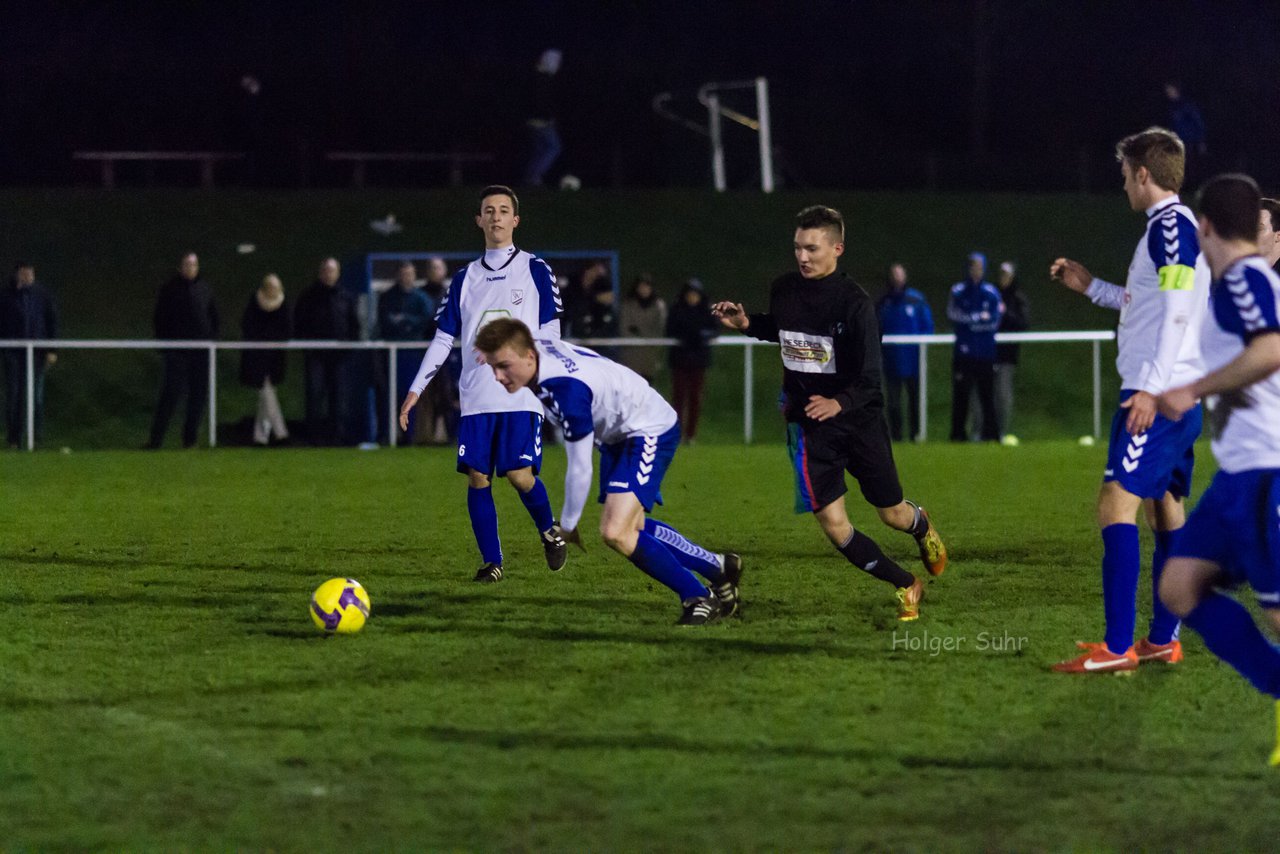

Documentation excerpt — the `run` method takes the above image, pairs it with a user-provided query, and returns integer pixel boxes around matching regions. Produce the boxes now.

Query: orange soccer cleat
[1134,637,1183,664]
[915,508,947,577]
[1051,641,1139,674]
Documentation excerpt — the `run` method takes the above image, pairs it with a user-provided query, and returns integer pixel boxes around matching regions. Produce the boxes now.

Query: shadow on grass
[2,550,292,576]
[403,723,1267,780]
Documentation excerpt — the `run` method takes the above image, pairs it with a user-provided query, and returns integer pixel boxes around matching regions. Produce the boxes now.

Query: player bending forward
[713,204,946,621]
[475,318,743,625]
[1156,174,1280,766]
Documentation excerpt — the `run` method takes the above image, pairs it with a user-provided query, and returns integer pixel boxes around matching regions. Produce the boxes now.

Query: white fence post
[1092,339,1101,438]
[25,344,35,451]
[208,344,217,448]
[743,342,754,444]
[916,342,928,442]
[388,344,398,447]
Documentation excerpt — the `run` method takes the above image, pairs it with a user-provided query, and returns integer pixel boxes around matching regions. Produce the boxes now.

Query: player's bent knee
[1158,558,1207,617]
[467,469,491,489]
[506,467,535,491]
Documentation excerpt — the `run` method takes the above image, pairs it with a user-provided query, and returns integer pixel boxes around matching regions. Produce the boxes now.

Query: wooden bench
[326,151,495,187]
[73,151,245,188]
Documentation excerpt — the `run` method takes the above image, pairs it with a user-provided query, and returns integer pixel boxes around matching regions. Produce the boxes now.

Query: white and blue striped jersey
[409,246,562,416]
[532,337,676,444]
[1085,196,1209,393]
[1201,256,1280,473]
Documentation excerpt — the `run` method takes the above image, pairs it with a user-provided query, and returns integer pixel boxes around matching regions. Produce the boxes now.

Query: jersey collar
[1145,196,1180,220]
[481,246,520,272]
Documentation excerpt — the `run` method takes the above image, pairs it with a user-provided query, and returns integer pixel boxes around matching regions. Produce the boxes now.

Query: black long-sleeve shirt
[745,270,884,423]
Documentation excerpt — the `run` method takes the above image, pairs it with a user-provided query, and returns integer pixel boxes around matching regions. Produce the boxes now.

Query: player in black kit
[713,205,946,620]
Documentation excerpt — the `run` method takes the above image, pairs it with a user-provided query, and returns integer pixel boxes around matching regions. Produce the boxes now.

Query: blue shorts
[1173,469,1280,608]
[1103,391,1201,500]
[596,423,680,511]
[456,412,543,476]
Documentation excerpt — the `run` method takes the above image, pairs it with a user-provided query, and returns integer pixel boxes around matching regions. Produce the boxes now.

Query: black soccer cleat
[676,594,722,626]
[710,552,744,617]
[542,525,568,572]
[473,563,504,583]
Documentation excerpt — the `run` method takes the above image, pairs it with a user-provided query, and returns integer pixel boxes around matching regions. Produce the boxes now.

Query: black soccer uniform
[745,270,904,510]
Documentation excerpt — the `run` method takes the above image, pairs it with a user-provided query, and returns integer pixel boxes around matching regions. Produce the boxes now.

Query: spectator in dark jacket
[379,260,434,441]
[665,278,718,443]
[991,261,1030,440]
[147,253,219,449]
[240,273,291,445]
[293,257,359,445]
[876,263,934,441]
[947,252,1004,442]
[1,262,58,448]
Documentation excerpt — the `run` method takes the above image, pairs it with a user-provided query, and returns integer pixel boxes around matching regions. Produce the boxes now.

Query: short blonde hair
[1116,127,1185,193]
[474,318,535,356]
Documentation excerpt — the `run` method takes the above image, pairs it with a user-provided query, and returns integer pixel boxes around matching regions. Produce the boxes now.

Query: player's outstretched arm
[711,301,749,331]
[559,435,595,535]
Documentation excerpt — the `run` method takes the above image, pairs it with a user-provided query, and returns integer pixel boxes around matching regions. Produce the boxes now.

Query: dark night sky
[3,1,1278,190]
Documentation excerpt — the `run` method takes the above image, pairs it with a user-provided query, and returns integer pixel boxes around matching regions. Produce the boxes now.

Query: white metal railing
[1,331,1114,451]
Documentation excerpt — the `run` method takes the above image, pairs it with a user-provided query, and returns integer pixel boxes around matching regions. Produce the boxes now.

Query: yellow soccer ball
[310,577,372,634]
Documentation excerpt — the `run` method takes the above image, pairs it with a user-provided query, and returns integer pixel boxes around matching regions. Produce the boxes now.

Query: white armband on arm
[1136,287,1196,395]
[1085,278,1126,310]
[559,436,595,532]
[408,332,455,395]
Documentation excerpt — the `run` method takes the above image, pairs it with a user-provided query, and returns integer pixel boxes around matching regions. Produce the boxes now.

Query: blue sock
[518,478,555,533]
[467,486,503,565]
[1184,593,1280,698]
[643,518,724,582]
[629,531,709,601]
[1101,523,1141,655]
[1148,529,1181,645]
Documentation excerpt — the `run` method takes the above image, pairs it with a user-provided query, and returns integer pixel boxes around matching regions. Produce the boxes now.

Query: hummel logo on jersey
[1121,432,1148,473]
[485,275,507,282]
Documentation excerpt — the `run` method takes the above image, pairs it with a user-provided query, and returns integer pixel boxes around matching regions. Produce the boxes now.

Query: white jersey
[1201,256,1280,473]
[532,337,676,444]
[1085,196,1209,393]
[409,246,562,416]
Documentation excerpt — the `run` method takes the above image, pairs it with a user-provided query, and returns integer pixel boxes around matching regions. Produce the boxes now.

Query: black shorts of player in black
[789,411,904,512]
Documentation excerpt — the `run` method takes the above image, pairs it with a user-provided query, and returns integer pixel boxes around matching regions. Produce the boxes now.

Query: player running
[1156,173,1280,765]
[1050,128,1210,673]
[712,205,946,622]
[400,185,568,583]
[474,318,743,625]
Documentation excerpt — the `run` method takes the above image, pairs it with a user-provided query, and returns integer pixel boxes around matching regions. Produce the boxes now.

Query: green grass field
[4,441,1279,850]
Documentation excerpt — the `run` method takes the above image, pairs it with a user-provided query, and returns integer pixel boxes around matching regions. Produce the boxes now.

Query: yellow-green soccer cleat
[1271,700,1280,769]
[895,577,924,621]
